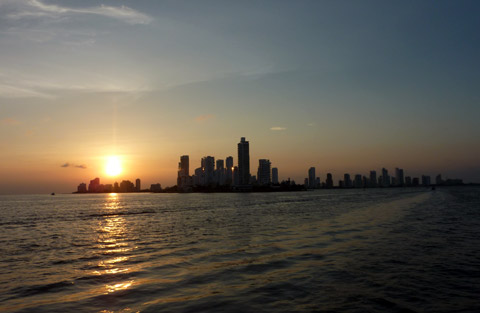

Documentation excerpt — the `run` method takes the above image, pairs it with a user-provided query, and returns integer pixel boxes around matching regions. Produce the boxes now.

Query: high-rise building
[202,156,215,185]
[215,159,225,185]
[354,174,363,188]
[272,167,279,184]
[369,171,377,187]
[381,168,390,187]
[179,155,189,176]
[422,175,431,186]
[135,178,141,191]
[257,159,271,185]
[233,166,239,186]
[344,173,352,188]
[77,183,87,193]
[194,167,204,186]
[177,155,192,189]
[308,167,316,189]
[226,156,234,185]
[88,177,100,192]
[237,137,250,185]
[436,174,443,185]
[405,176,412,186]
[395,168,404,186]
[326,173,333,188]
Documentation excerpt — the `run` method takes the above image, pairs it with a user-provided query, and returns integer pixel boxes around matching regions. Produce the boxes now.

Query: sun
[105,156,122,177]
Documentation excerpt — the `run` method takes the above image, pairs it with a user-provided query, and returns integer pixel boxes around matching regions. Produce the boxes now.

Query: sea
[0,187,479,313]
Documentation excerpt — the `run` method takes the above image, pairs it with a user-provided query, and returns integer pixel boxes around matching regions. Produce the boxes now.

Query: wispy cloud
[270,127,286,131]
[6,0,153,25]
[1,118,21,125]
[0,71,149,99]
[194,114,215,122]
[61,162,87,169]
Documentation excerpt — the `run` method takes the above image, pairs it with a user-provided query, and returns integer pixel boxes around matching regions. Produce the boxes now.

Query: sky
[1,0,479,194]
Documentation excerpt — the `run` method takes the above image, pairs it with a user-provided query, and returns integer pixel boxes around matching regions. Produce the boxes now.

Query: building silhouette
[237,137,250,185]
[308,167,316,189]
[226,156,234,185]
[272,167,279,184]
[395,168,404,186]
[344,173,352,188]
[369,171,377,187]
[257,159,271,185]
[381,168,390,187]
[135,178,141,191]
[422,175,431,186]
[77,183,87,193]
[326,173,333,188]
[204,156,215,185]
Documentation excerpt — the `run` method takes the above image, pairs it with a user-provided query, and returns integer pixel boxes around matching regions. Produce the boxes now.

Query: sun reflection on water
[94,193,135,294]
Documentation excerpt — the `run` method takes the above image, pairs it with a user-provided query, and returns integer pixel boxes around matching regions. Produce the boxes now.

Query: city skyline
[74,137,465,194]
[1,1,479,194]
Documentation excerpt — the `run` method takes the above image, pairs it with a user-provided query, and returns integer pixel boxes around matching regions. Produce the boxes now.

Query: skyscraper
[326,173,333,188]
[422,175,431,186]
[226,156,233,185]
[395,168,404,186]
[257,159,271,185]
[202,156,215,185]
[381,168,390,187]
[308,167,316,189]
[135,178,141,191]
[177,155,191,189]
[215,159,225,185]
[354,174,362,188]
[369,170,377,187]
[237,137,250,185]
[179,155,189,176]
[272,167,279,184]
[344,173,352,188]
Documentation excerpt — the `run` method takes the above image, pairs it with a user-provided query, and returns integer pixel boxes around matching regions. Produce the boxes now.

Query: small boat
[431,186,436,191]
[51,192,55,196]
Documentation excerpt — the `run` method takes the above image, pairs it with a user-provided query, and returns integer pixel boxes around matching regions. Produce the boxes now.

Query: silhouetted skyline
[1,1,479,194]
[74,137,465,193]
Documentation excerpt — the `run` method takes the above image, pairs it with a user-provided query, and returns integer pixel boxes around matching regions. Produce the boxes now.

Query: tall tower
[180,155,189,176]
[257,159,271,186]
[135,178,141,191]
[272,167,279,184]
[177,155,190,188]
[226,156,234,185]
[308,167,316,189]
[237,137,250,185]
[395,168,404,186]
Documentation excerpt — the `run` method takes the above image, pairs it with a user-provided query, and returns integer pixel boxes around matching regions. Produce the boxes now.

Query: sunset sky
[1,0,479,194]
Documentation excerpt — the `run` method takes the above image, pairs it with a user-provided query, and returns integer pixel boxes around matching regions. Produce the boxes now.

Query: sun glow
[105,156,122,177]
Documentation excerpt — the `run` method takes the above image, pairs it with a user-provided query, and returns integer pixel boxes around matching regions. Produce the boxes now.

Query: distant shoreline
[72,183,478,194]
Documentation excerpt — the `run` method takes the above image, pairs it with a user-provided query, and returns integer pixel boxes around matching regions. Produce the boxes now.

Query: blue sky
[1,0,479,193]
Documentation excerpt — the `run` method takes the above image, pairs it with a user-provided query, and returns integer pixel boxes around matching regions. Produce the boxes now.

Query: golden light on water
[94,194,136,295]
[105,156,122,177]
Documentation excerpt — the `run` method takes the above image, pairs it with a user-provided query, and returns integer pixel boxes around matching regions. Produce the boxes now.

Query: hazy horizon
[1,0,479,194]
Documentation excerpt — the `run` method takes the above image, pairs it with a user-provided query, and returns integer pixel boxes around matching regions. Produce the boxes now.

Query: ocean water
[0,187,479,312]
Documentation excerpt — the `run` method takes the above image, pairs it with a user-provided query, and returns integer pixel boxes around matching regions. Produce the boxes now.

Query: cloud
[61,162,87,169]
[6,0,153,25]
[270,127,286,131]
[1,118,20,125]
[194,114,215,122]
[0,71,149,99]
